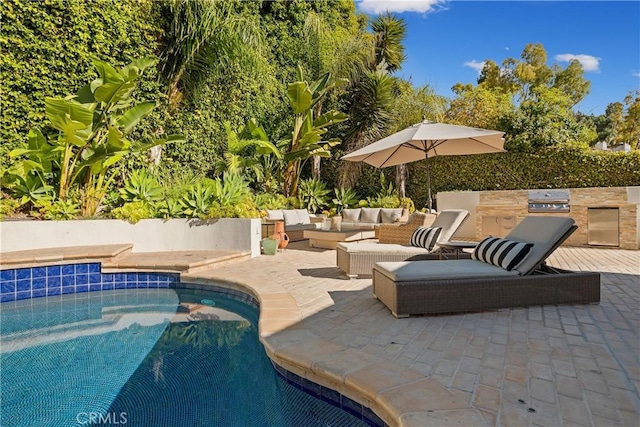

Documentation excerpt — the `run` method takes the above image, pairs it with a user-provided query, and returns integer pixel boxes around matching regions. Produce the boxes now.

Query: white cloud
[555,53,600,72]
[633,72,640,78]
[464,60,485,74]
[357,0,447,14]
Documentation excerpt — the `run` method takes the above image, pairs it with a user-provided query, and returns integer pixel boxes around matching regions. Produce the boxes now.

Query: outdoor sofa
[264,209,323,242]
[372,216,601,317]
[338,207,410,230]
[336,209,469,278]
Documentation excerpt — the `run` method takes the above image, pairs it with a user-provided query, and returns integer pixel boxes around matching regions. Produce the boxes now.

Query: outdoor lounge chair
[372,216,601,317]
[336,209,470,278]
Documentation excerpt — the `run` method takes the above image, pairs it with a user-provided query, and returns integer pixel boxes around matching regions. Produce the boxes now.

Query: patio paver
[182,243,640,427]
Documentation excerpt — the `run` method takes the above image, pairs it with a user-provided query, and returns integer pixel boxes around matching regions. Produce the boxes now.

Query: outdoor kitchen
[437,186,640,250]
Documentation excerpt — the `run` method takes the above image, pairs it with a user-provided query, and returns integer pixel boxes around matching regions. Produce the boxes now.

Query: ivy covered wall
[0,0,163,161]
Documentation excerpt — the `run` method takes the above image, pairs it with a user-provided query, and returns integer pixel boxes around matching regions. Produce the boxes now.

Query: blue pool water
[1,286,377,426]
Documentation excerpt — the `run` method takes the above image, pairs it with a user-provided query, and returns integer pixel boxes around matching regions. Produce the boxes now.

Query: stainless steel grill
[528,189,570,213]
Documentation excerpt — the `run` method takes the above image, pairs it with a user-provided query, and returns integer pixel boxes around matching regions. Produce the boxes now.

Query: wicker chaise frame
[372,224,601,317]
[373,266,601,317]
[337,250,465,278]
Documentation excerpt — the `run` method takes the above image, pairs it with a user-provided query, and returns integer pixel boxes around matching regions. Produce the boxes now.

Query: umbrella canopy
[341,121,505,210]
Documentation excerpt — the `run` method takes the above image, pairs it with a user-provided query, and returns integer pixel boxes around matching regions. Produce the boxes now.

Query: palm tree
[338,13,407,189]
[159,0,265,109]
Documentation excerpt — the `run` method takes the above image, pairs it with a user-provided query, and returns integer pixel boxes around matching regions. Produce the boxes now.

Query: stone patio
[182,242,640,426]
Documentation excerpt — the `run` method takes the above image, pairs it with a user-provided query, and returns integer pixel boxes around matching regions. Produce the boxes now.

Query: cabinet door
[482,216,501,236]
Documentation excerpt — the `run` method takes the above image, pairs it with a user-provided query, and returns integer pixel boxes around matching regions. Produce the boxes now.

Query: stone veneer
[475,187,639,249]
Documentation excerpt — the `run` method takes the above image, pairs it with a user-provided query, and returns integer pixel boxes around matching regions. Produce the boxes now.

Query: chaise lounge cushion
[337,242,430,256]
[374,259,518,281]
[504,216,574,275]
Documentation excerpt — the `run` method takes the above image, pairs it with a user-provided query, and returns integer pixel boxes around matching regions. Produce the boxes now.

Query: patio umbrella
[341,121,505,211]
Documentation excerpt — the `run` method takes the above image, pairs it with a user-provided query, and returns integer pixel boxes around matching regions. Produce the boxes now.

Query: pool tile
[61,264,75,275]
[88,263,101,273]
[16,279,31,292]
[321,386,341,406]
[102,283,114,291]
[362,407,384,427]
[341,396,363,419]
[0,270,15,281]
[75,274,88,285]
[75,285,88,293]
[75,264,89,274]
[16,291,31,300]
[62,275,75,286]
[1,282,16,294]
[47,287,61,296]
[0,293,15,302]
[102,274,114,283]
[32,289,46,298]
[46,265,61,277]
[126,282,136,289]
[89,273,102,284]
[302,378,322,397]
[32,267,46,278]
[89,284,101,292]
[47,276,61,288]
[31,277,46,289]
[16,268,31,280]
[114,281,126,289]
[62,286,75,294]
[126,273,137,283]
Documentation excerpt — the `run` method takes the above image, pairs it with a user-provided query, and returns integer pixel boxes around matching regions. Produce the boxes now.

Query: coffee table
[303,229,377,249]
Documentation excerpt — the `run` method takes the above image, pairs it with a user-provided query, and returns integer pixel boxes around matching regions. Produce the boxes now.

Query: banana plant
[280,65,348,197]
[9,56,184,216]
[215,119,281,185]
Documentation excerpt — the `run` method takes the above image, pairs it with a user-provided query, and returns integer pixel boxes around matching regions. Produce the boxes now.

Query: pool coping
[181,274,487,427]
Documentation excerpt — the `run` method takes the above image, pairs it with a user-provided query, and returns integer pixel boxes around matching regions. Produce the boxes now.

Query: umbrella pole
[426,156,432,213]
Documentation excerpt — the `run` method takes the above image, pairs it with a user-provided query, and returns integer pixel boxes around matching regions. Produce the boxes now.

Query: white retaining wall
[0,218,262,257]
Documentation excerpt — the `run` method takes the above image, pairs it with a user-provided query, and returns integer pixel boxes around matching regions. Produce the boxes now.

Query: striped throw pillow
[410,226,442,251]
[472,237,534,271]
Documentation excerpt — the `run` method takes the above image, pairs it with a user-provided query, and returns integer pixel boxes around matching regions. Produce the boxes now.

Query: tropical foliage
[5,57,183,216]
[1,1,637,221]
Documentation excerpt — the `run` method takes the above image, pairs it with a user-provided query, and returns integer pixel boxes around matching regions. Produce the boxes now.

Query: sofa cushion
[266,209,284,221]
[283,210,301,225]
[472,237,533,271]
[410,226,442,251]
[360,208,381,223]
[295,209,311,225]
[381,208,403,223]
[342,208,361,222]
[286,223,319,231]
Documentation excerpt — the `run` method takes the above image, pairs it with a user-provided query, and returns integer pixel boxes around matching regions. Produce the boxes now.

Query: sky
[355,0,640,115]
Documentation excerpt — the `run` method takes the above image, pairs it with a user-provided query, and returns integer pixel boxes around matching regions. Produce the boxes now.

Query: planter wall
[0,218,262,257]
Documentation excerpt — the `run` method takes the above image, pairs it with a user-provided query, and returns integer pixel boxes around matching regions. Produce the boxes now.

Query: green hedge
[406,148,640,207]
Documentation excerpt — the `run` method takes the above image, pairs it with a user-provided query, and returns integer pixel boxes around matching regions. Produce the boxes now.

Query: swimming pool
[0,281,380,426]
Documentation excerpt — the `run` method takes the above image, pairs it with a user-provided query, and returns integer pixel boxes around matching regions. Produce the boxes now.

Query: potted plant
[260,236,279,255]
